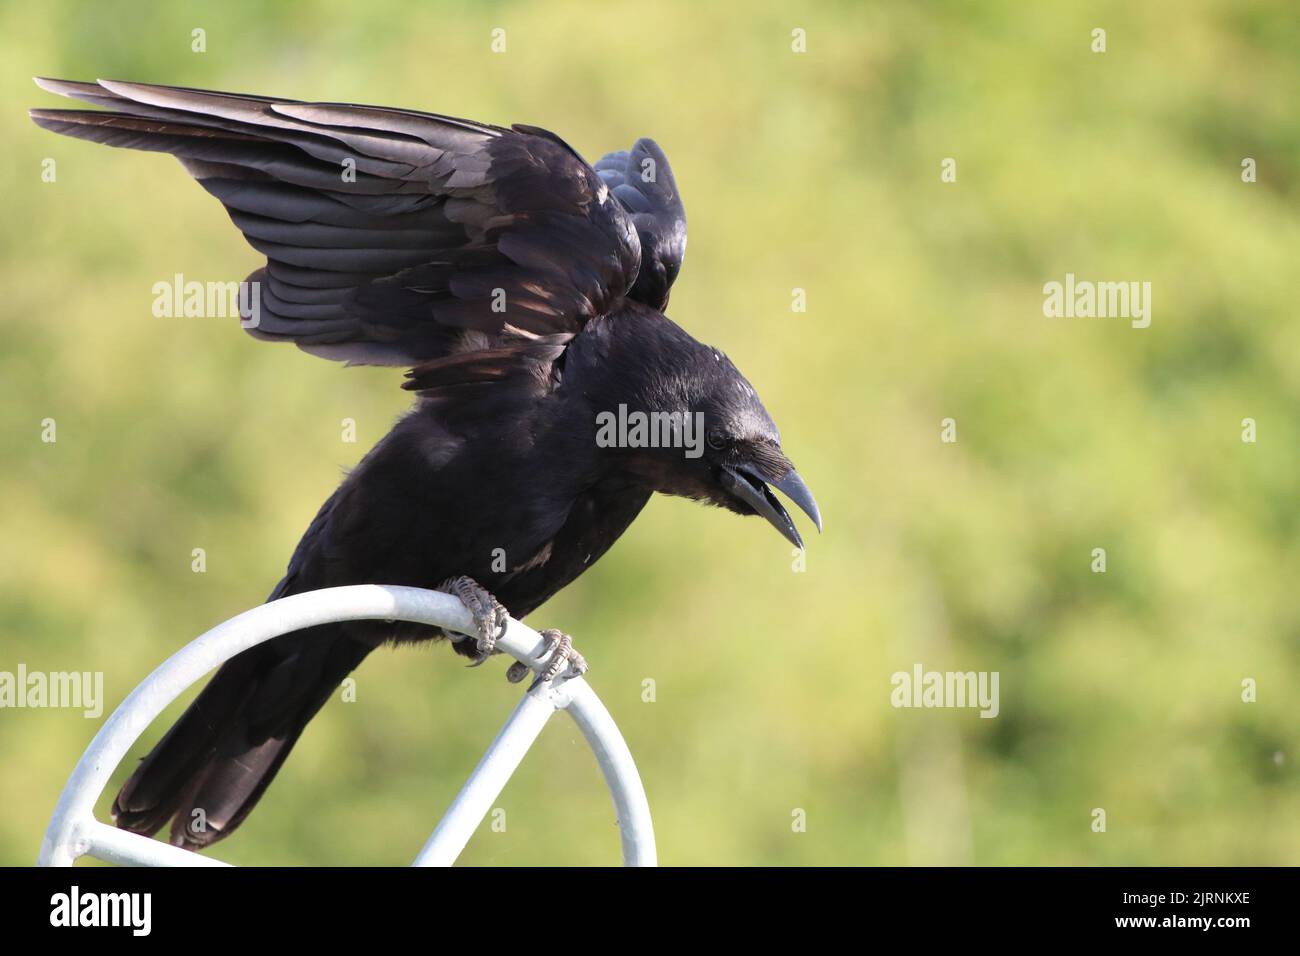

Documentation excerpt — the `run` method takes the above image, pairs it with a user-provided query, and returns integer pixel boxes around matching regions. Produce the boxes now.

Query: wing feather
[595,138,687,309]
[31,78,643,374]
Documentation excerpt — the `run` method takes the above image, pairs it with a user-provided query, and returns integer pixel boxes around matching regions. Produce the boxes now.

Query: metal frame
[38,585,656,867]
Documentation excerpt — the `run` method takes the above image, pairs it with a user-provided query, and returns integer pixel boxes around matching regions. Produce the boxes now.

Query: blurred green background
[1,0,1297,865]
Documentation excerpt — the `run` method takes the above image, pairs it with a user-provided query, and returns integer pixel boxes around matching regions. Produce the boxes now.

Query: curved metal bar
[38,585,656,867]
[414,688,560,866]
[555,680,658,865]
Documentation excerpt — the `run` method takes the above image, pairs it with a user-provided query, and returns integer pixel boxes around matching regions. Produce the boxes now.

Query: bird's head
[692,372,822,550]
[583,313,822,548]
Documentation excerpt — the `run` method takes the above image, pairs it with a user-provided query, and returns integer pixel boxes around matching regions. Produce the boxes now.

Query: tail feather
[111,648,263,835]
[113,627,373,850]
[169,725,302,849]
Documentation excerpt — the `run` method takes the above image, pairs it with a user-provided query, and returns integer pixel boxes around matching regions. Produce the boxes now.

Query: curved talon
[439,575,509,660]
[437,579,588,689]
[528,628,588,691]
[505,661,531,684]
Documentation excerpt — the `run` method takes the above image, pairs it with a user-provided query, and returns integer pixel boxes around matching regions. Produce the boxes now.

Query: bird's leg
[526,628,589,691]
[438,575,509,661]
[436,577,586,688]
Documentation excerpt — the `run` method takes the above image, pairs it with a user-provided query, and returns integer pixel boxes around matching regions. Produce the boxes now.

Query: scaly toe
[439,575,508,660]
[533,628,587,685]
[541,630,571,682]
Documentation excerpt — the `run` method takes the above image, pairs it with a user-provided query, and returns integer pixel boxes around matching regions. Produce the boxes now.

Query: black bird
[31,78,821,850]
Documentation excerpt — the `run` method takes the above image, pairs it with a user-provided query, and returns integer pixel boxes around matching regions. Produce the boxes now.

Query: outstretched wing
[595,138,686,311]
[30,78,643,370]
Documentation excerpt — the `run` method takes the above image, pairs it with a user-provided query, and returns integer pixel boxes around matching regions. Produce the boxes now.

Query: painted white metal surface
[38,585,656,867]
[415,688,559,866]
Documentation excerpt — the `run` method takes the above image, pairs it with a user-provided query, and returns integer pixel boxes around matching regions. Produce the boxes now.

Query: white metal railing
[38,585,656,867]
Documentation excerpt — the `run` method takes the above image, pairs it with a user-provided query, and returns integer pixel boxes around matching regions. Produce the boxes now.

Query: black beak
[720,464,823,550]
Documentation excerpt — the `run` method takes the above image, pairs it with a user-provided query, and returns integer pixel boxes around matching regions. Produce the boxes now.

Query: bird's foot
[439,575,509,660]
[522,628,588,691]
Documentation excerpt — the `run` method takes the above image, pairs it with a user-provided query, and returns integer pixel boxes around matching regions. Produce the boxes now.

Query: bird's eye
[706,429,728,451]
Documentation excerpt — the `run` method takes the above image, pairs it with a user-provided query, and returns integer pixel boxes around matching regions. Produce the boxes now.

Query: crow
[31,78,821,850]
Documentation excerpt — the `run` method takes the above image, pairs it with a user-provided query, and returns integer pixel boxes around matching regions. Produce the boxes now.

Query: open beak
[720,464,823,550]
